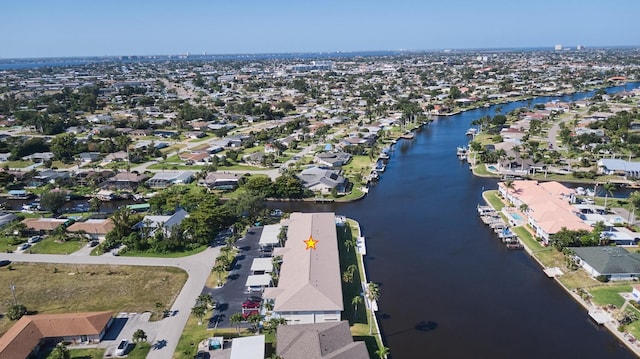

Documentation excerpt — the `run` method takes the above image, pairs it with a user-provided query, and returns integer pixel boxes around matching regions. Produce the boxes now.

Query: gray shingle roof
[571,246,640,275]
[276,321,369,359]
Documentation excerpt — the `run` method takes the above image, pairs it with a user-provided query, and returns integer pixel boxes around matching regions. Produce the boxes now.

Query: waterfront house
[570,246,640,281]
[100,172,149,190]
[276,321,369,359]
[314,151,352,168]
[22,218,67,234]
[146,171,193,188]
[498,180,590,245]
[297,166,349,195]
[199,172,242,190]
[263,212,343,324]
[597,159,640,179]
[0,311,114,359]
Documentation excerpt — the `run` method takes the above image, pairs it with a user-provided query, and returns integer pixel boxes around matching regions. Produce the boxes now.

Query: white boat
[465,128,478,136]
[575,187,586,196]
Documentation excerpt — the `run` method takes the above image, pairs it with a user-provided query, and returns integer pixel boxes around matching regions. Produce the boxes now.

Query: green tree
[133,329,147,342]
[50,133,77,163]
[247,313,263,334]
[7,304,27,320]
[197,293,214,308]
[230,312,244,335]
[375,346,390,359]
[603,182,616,209]
[192,305,206,325]
[352,295,363,322]
[49,343,70,359]
[366,282,380,335]
[40,191,67,215]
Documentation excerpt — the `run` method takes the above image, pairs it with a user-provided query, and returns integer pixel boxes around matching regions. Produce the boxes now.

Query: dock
[588,310,609,325]
[543,267,563,278]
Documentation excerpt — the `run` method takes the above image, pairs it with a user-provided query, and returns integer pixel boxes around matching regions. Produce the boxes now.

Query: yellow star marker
[304,235,318,250]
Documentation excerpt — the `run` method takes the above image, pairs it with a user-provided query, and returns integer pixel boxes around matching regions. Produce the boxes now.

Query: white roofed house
[597,159,640,179]
[146,171,194,188]
[263,212,343,324]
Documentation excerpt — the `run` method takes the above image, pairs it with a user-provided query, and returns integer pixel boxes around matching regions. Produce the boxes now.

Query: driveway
[2,245,220,359]
[206,227,264,330]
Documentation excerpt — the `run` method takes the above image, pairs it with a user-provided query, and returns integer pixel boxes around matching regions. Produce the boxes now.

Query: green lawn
[4,160,32,168]
[28,237,84,255]
[512,226,543,251]
[174,317,244,359]
[589,285,632,307]
[121,245,207,258]
[483,190,505,211]
[124,342,152,359]
[45,348,105,359]
[0,236,25,253]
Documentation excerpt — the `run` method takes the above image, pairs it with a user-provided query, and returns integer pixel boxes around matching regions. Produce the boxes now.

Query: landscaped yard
[589,285,632,308]
[173,317,246,359]
[484,190,505,211]
[28,237,84,254]
[0,263,187,335]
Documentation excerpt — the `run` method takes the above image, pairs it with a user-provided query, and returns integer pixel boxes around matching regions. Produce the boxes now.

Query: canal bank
[267,84,640,358]
[481,189,640,356]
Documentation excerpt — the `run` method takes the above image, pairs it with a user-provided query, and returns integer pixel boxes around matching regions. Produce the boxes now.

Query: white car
[115,339,128,356]
[17,243,31,251]
[28,236,42,244]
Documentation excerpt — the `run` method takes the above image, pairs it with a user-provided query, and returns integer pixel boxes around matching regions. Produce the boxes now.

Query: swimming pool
[509,212,524,221]
[488,165,497,171]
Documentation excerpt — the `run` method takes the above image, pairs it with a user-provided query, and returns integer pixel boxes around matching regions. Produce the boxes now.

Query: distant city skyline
[2,0,639,59]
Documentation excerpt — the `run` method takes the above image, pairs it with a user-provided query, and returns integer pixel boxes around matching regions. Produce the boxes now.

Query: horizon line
[1,44,639,61]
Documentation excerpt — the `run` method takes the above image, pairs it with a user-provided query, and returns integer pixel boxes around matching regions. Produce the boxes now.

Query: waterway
[269,84,640,358]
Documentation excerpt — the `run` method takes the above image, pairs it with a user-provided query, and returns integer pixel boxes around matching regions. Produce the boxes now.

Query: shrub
[596,275,610,283]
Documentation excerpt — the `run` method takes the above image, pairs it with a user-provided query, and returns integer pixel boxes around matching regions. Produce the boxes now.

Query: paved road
[2,245,220,359]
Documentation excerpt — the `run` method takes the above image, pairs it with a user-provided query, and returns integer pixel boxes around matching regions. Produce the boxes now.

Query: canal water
[270,84,640,358]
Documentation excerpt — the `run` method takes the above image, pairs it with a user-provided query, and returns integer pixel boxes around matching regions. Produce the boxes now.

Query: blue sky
[1,0,638,58]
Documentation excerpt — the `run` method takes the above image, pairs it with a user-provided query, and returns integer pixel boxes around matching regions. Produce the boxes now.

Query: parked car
[0,260,10,267]
[28,236,42,244]
[115,339,128,356]
[88,240,99,247]
[17,243,31,251]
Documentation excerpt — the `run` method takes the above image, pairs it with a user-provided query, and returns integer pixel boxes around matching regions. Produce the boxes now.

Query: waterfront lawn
[0,263,187,335]
[533,247,564,268]
[588,285,632,308]
[557,270,599,291]
[337,220,384,358]
[511,226,543,251]
[484,190,505,211]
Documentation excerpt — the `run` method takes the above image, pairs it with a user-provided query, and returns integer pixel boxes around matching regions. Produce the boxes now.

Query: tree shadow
[152,339,167,350]
[386,320,439,338]
[227,274,239,281]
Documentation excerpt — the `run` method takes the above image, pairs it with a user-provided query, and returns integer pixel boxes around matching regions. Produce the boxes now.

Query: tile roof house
[276,321,369,359]
[498,180,591,244]
[263,212,343,324]
[66,219,114,240]
[22,218,67,233]
[0,311,113,359]
[571,247,640,281]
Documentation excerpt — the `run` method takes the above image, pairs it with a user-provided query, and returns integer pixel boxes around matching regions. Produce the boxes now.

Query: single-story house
[597,159,640,179]
[77,152,102,163]
[199,172,242,190]
[100,172,149,190]
[276,321,369,359]
[314,151,351,168]
[134,208,189,236]
[66,219,114,240]
[22,218,67,233]
[0,311,114,359]
[146,171,194,188]
[297,167,349,195]
[570,246,640,281]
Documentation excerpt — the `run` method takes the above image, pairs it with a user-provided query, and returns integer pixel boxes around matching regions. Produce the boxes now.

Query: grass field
[122,245,207,258]
[28,237,84,254]
[589,285,632,308]
[0,263,187,335]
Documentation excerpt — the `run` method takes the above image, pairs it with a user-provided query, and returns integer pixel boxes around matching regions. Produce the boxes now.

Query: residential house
[263,212,343,324]
[0,311,114,359]
[146,171,194,188]
[200,172,242,190]
[597,159,640,179]
[74,170,114,187]
[22,218,67,234]
[498,180,590,244]
[276,321,369,359]
[101,151,128,164]
[100,172,149,190]
[22,152,54,163]
[29,170,70,187]
[571,246,640,281]
[77,152,102,163]
[134,208,189,236]
[314,151,351,168]
[67,219,114,240]
[297,167,349,195]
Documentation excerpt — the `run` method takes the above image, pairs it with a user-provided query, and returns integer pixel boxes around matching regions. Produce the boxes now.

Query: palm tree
[352,295,363,322]
[197,293,214,309]
[191,305,206,325]
[247,313,263,334]
[603,182,616,210]
[133,329,147,342]
[230,312,244,334]
[366,282,380,335]
[342,270,354,284]
[376,346,390,359]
